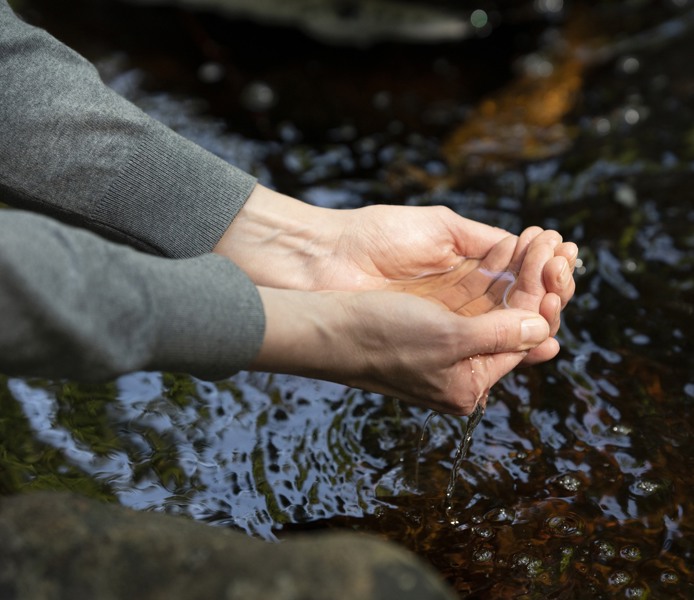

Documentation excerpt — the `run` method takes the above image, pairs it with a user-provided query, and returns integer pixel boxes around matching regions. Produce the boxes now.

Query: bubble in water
[594,539,617,562]
[544,514,585,537]
[511,553,544,577]
[624,584,648,598]
[660,570,679,584]
[619,544,642,561]
[472,545,494,563]
[472,525,494,539]
[608,570,632,586]
[612,423,633,435]
[630,478,666,497]
[485,507,514,523]
[556,473,582,492]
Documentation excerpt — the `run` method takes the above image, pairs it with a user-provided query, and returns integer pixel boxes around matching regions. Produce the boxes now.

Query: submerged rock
[0,492,456,600]
[120,0,471,45]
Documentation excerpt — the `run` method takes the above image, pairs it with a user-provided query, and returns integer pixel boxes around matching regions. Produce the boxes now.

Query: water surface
[2,1,693,597]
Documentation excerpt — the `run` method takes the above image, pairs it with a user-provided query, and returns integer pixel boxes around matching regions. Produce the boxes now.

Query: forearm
[214,184,346,288]
[0,0,255,258]
[0,211,265,381]
[251,285,550,415]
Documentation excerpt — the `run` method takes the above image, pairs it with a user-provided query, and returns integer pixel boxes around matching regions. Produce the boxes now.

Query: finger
[453,235,518,314]
[507,230,561,312]
[446,310,550,414]
[442,350,527,415]
[554,241,579,271]
[519,337,561,366]
[449,212,510,257]
[539,292,562,336]
[455,308,550,356]
[543,255,577,308]
[508,226,554,273]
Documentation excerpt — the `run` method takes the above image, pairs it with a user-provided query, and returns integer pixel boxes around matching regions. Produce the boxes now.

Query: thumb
[456,309,550,356]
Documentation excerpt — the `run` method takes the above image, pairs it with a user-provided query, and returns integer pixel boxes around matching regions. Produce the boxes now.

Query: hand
[384,228,577,364]
[251,286,551,415]
[216,184,577,363]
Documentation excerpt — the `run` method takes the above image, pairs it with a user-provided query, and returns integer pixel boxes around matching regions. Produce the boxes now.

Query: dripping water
[444,402,486,517]
[415,410,439,486]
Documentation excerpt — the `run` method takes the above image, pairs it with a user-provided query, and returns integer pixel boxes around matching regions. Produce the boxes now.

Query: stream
[2,0,693,597]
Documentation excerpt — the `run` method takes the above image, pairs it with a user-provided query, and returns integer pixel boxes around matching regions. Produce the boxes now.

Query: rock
[0,492,457,600]
[120,0,471,46]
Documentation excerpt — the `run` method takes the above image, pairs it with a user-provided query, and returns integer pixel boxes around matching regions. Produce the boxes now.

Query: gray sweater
[0,0,266,381]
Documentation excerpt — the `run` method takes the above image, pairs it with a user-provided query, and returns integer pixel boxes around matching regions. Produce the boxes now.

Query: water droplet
[444,404,484,507]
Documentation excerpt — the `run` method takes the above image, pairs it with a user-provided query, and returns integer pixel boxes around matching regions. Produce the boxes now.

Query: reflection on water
[2,0,694,597]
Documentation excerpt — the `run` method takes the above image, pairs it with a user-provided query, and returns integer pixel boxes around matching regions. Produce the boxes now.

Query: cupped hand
[382,226,577,364]
[218,185,573,297]
[216,185,577,365]
[251,286,551,415]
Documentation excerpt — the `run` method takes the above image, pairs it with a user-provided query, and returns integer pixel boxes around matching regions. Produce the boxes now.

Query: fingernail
[521,317,549,344]
[558,260,570,285]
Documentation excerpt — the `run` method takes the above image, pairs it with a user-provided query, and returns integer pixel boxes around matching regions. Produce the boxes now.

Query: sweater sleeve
[0,210,265,381]
[0,0,257,258]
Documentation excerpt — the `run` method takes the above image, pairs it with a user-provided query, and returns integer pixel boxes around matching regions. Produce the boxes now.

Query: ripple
[543,513,585,537]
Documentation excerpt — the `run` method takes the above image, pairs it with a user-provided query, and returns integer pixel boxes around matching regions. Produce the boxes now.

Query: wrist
[249,287,350,379]
[214,184,345,289]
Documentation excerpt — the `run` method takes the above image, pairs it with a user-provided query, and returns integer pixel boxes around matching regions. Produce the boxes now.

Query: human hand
[383,227,577,365]
[216,184,576,363]
[251,286,551,415]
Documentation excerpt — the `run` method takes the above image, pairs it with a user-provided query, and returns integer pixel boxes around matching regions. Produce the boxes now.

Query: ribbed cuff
[142,253,266,380]
[94,120,257,259]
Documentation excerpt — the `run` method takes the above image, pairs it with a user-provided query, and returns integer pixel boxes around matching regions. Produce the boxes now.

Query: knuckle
[492,320,511,353]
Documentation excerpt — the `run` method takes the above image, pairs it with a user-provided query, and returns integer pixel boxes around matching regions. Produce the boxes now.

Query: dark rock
[0,492,456,600]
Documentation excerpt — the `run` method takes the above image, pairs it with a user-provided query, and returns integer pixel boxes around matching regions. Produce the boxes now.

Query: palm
[315,205,508,295]
[319,206,575,365]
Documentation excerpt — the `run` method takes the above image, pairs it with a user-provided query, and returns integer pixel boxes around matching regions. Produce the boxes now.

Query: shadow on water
[2,0,694,597]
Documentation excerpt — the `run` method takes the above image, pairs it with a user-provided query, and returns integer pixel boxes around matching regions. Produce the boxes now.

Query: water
[444,403,485,518]
[2,1,694,597]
